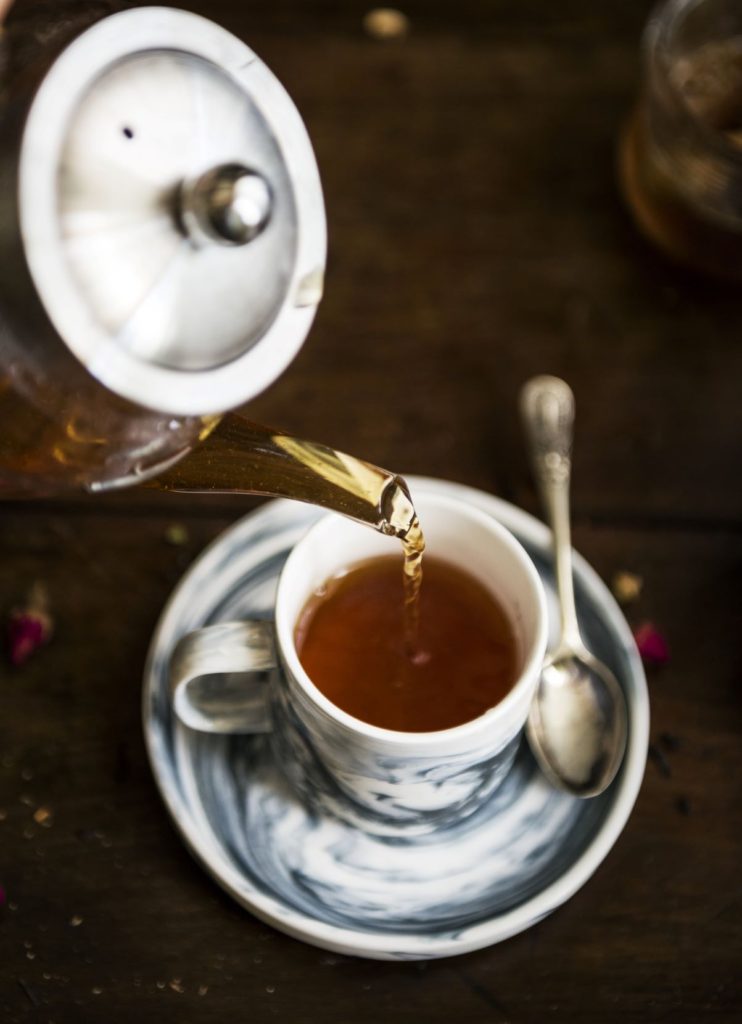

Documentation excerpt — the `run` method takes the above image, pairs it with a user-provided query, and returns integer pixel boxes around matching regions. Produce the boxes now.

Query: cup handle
[170,621,275,733]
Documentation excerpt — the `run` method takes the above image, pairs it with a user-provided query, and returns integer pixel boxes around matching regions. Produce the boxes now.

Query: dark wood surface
[1,1,741,1020]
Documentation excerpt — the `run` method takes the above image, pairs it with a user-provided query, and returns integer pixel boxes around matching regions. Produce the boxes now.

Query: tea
[400,513,425,653]
[295,555,518,732]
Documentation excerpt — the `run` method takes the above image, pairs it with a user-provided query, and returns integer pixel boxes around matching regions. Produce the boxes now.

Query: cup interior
[276,491,547,738]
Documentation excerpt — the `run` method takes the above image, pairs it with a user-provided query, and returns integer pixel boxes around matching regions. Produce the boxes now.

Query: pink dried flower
[634,621,670,666]
[6,583,53,667]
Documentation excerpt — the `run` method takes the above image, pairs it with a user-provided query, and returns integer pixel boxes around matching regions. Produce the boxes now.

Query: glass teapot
[0,2,417,538]
[0,2,331,491]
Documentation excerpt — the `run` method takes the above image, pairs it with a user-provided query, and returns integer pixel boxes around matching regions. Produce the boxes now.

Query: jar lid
[18,7,326,415]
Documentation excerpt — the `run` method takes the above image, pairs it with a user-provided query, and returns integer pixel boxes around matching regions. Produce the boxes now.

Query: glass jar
[620,0,742,279]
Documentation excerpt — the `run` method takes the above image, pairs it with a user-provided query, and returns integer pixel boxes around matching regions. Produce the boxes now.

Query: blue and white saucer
[143,477,649,960]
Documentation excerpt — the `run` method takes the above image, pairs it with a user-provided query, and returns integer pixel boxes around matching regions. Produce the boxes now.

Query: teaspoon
[520,375,628,797]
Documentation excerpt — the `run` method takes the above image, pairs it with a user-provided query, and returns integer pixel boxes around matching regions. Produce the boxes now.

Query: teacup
[170,492,548,836]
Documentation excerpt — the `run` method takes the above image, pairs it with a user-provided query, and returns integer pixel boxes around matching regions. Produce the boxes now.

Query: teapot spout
[147,414,418,540]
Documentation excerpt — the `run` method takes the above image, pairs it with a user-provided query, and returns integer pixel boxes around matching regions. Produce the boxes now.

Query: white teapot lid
[18,6,326,414]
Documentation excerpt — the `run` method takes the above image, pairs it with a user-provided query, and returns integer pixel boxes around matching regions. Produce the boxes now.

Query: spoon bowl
[526,646,628,797]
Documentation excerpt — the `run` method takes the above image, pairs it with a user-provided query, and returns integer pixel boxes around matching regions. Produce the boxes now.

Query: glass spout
[146,414,418,540]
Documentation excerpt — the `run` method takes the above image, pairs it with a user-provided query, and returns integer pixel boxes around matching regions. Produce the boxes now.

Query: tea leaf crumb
[164,523,189,547]
[648,743,671,778]
[363,8,409,39]
[33,807,52,826]
[612,571,643,604]
[660,732,682,752]
[17,978,40,1007]
[675,795,692,816]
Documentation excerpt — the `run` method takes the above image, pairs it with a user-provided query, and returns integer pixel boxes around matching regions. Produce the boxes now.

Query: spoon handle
[520,376,582,650]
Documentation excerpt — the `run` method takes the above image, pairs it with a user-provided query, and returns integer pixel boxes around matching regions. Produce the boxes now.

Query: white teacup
[170,492,548,836]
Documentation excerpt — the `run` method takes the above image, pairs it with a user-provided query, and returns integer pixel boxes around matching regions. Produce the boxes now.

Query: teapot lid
[18,6,326,415]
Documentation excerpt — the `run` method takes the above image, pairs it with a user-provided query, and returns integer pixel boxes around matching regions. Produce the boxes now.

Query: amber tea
[295,555,519,733]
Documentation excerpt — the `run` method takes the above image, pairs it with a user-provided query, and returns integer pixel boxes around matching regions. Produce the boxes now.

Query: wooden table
[1,1,740,1020]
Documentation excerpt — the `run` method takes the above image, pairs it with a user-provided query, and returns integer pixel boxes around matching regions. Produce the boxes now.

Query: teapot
[0,2,415,537]
[0,1,324,493]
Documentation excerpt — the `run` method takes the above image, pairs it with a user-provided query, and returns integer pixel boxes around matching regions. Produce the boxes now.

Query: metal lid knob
[180,164,273,246]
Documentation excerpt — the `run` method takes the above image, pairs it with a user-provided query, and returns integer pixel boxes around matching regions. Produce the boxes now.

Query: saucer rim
[142,476,649,960]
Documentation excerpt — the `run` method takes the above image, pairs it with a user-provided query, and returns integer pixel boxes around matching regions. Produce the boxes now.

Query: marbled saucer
[143,477,649,960]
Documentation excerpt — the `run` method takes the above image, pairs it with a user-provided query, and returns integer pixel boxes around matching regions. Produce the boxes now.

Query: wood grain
[0,1,740,1021]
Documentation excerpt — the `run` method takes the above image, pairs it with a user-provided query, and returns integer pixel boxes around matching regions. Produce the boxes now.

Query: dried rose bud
[634,621,670,666]
[6,583,53,667]
[612,571,643,605]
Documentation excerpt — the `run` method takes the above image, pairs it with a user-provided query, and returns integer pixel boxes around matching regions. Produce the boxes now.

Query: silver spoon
[520,375,628,797]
